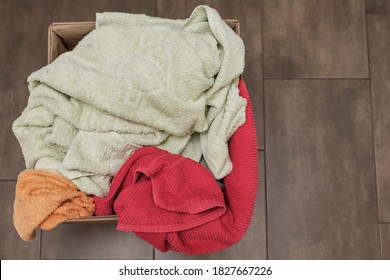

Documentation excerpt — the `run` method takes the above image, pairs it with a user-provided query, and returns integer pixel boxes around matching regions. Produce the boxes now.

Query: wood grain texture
[367,16,390,222]
[0,1,45,180]
[157,0,264,149]
[0,0,157,180]
[155,151,266,260]
[40,223,153,259]
[0,182,40,259]
[366,0,390,14]
[1,0,157,259]
[380,224,390,259]
[265,80,380,259]
[263,0,369,78]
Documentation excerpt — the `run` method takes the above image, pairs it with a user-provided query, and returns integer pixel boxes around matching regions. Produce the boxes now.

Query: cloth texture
[12,5,246,197]
[13,169,95,241]
[95,80,257,254]
[94,146,226,232]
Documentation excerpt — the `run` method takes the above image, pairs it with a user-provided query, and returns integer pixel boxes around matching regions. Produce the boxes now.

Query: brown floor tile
[40,223,153,259]
[366,0,390,14]
[263,0,369,78]
[156,151,266,259]
[157,0,264,149]
[380,224,390,259]
[367,16,390,222]
[0,0,157,180]
[265,80,380,259]
[0,1,44,180]
[0,181,40,259]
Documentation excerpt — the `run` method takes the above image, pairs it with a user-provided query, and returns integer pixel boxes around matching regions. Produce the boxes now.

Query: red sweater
[94,80,258,254]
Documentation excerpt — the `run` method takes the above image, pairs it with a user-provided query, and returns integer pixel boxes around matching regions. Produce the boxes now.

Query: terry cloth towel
[94,146,226,232]
[14,169,95,241]
[95,80,257,255]
[134,80,257,254]
[12,5,246,197]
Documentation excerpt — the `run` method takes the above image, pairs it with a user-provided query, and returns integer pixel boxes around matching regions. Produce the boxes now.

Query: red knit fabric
[94,80,258,255]
[94,147,226,232]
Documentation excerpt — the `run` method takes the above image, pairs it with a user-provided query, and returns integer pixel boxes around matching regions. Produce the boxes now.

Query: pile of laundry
[12,5,258,255]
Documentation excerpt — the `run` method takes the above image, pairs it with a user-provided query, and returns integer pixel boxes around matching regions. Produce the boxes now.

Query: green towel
[13,5,246,197]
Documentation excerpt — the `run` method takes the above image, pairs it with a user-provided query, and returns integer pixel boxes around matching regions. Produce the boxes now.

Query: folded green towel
[13,5,246,197]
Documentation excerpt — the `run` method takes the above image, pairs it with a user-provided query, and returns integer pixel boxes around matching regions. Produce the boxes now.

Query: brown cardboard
[47,19,241,223]
[48,20,240,63]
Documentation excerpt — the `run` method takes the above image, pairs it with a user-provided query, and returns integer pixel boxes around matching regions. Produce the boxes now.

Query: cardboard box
[46,19,241,223]
[48,19,240,63]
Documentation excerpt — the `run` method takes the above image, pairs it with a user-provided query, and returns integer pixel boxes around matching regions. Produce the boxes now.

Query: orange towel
[14,169,95,241]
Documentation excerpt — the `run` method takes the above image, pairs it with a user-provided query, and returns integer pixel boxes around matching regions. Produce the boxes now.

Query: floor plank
[157,0,264,149]
[0,182,40,259]
[1,0,157,260]
[265,80,380,259]
[1,0,386,261]
[366,0,390,14]
[263,0,369,78]
[380,224,390,259]
[40,223,153,259]
[156,151,266,259]
[367,16,390,222]
[0,0,157,180]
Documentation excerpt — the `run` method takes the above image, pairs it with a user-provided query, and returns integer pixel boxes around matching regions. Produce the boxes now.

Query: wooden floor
[0,0,389,260]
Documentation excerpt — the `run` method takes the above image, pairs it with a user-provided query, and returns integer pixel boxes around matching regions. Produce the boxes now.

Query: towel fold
[94,146,226,233]
[95,81,257,254]
[12,5,246,197]
[132,80,258,254]
[13,169,95,241]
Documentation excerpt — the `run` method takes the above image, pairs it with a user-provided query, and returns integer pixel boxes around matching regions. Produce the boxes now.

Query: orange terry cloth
[14,169,95,241]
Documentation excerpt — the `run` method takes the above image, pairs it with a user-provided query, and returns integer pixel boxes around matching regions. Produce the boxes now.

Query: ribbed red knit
[94,80,258,255]
[94,147,226,232]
